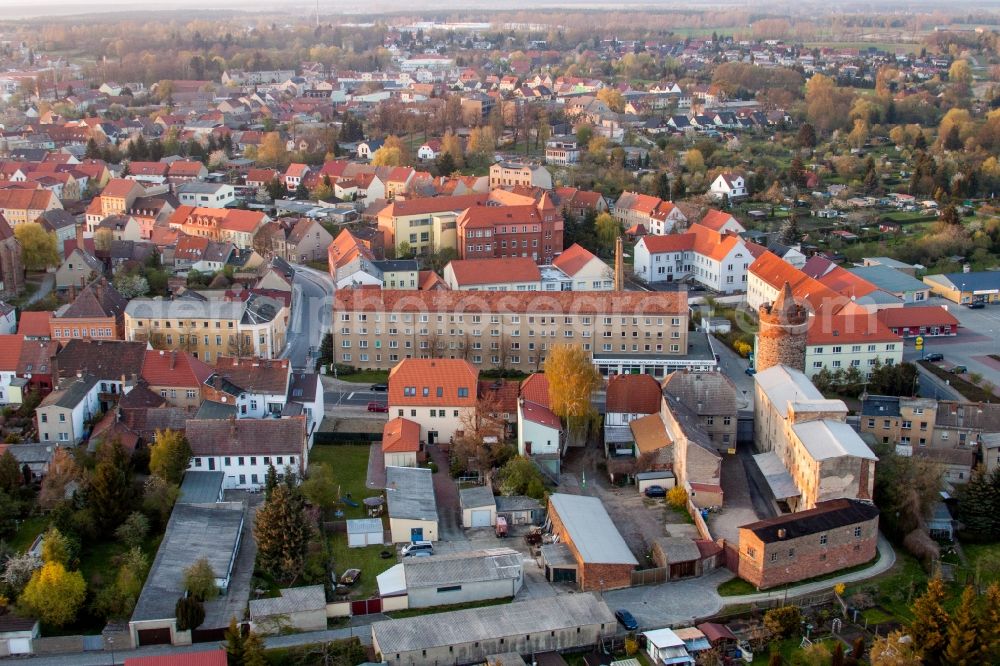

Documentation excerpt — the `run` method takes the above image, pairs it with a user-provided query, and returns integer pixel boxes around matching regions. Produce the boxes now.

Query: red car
[367,402,388,413]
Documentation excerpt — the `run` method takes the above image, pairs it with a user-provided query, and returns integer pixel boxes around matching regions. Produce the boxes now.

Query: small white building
[249,585,327,634]
[644,628,695,665]
[707,173,747,202]
[177,182,236,208]
[459,485,496,528]
[403,548,523,609]
[0,616,39,656]
[347,518,385,548]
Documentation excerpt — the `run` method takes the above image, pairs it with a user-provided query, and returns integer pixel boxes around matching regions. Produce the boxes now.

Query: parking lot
[903,296,1000,391]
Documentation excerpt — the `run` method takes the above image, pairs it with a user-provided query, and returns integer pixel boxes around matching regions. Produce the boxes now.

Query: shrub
[763,605,801,639]
[734,340,753,357]
[667,485,688,509]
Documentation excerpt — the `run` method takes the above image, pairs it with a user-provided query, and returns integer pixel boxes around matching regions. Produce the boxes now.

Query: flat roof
[347,518,383,534]
[178,471,225,504]
[755,365,846,418]
[849,265,928,294]
[249,585,326,619]
[386,466,438,522]
[752,452,801,500]
[548,494,638,565]
[791,419,878,461]
[404,548,521,588]
[131,502,244,623]
[371,593,614,654]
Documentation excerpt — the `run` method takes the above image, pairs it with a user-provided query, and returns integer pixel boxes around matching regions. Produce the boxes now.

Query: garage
[460,486,496,529]
[0,616,39,656]
[347,518,384,548]
[137,627,172,646]
[7,638,31,655]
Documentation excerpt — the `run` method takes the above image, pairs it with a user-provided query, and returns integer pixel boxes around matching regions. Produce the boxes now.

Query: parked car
[745,366,756,376]
[401,541,434,556]
[615,609,639,631]
[967,302,985,309]
[925,353,944,362]
[951,365,968,374]
[370,383,388,392]
[367,402,388,413]
[644,485,667,498]
[339,568,362,586]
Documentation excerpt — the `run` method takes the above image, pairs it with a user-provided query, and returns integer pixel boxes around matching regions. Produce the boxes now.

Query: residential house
[603,373,662,475]
[50,278,127,342]
[387,359,478,444]
[141,349,213,409]
[283,163,310,191]
[96,214,143,242]
[278,217,333,263]
[37,209,78,258]
[544,137,580,166]
[443,257,541,291]
[177,182,236,208]
[286,371,324,439]
[167,206,270,250]
[456,194,562,264]
[707,172,748,202]
[553,187,608,219]
[661,370,738,452]
[166,160,208,186]
[124,293,288,362]
[488,162,553,190]
[185,416,308,488]
[35,374,102,444]
[550,244,613,291]
[613,192,687,236]
[203,356,292,418]
[661,390,724,508]
[55,246,104,290]
[0,188,61,227]
[804,314,902,379]
[633,219,752,293]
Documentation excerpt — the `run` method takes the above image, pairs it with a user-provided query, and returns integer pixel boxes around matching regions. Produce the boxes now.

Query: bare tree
[227,333,255,359]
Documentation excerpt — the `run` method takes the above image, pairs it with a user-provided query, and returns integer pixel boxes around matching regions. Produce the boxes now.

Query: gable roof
[519,374,550,409]
[142,350,214,387]
[56,339,147,381]
[210,356,290,395]
[548,494,637,565]
[388,359,478,407]
[742,498,879,543]
[382,417,421,453]
[606,373,662,414]
[185,416,306,456]
[552,243,598,277]
[17,311,52,337]
[58,279,127,320]
[447,257,540,286]
[0,334,25,371]
[698,209,742,232]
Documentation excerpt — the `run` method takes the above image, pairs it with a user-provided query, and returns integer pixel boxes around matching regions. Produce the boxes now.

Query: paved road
[903,297,1000,391]
[282,264,335,371]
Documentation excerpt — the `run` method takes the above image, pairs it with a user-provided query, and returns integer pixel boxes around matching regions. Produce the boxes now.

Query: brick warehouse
[737,499,879,590]
[543,494,637,591]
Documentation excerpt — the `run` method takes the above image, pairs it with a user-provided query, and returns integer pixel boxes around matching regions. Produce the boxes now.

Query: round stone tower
[756,281,809,373]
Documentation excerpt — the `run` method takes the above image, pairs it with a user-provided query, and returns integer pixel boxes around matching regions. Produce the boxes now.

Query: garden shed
[347,518,384,548]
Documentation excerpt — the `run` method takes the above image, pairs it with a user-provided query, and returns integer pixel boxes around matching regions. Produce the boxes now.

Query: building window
[854,526,862,538]
[819,534,828,545]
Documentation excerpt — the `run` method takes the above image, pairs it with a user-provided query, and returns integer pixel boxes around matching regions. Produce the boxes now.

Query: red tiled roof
[876,306,959,328]
[0,188,55,210]
[457,203,539,230]
[520,399,561,429]
[167,160,206,177]
[0,334,25,371]
[388,359,479,407]
[382,417,421,453]
[142,349,214,387]
[606,374,661,414]
[212,356,290,394]
[418,270,446,291]
[380,193,489,218]
[18,311,52,337]
[698,209,739,232]
[806,313,900,345]
[102,178,141,199]
[519,373,550,408]
[552,243,598,277]
[447,257,540,286]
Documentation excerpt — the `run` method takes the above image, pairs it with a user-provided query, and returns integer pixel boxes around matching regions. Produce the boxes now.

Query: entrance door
[411,527,424,541]
[428,431,437,446]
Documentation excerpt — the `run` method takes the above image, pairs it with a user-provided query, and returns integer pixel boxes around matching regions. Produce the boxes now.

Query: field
[336,369,389,384]
[309,444,378,519]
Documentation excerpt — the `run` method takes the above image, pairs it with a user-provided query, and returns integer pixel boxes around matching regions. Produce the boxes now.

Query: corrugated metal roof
[386,466,438,522]
[404,548,521,588]
[249,585,326,619]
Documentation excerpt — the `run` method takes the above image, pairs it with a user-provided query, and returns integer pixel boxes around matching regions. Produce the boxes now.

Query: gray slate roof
[662,370,737,416]
[178,471,225,504]
[386,466,438,522]
[371,593,614,654]
[249,585,326,619]
[459,485,495,510]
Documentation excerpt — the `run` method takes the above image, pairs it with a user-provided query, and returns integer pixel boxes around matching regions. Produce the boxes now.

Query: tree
[254,484,311,582]
[949,59,973,86]
[596,88,625,112]
[224,617,245,664]
[848,119,869,150]
[175,596,205,632]
[93,228,113,253]
[149,429,191,486]
[789,156,807,188]
[19,562,86,628]
[831,641,845,666]
[656,173,670,200]
[870,630,920,665]
[441,132,464,167]
[595,212,621,256]
[544,345,601,444]
[93,546,147,620]
[183,557,219,601]
[978,583,1000,662]
[87,439,135,535]
[114,511,149,549]
[863,157,880,195]
[779,213,800,245]
[796,123,817,148]
[497,456,546,499]
[944,585,980,665]
[940,204,961,226]
[243,630,267,666]
[435,151,457,177]
[943,125,963,151]
[763,606,801,638]
[805,73,853,135]
[867,362,918,397]
[1,552,40,598]
[264,464,279,500]
[13,223,59,270]
[113,272,150,299]
[910,577,949,664]
[684,148,705,173]
[300,463,337,511]
[371,145,403,166]
[39,448,78,510]
[142,475,178,529]
[257,132,289,168]
[0,449,20,493]
[40,526,71,566]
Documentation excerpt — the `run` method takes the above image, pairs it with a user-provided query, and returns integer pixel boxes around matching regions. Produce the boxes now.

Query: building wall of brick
[756,301,808,374]
[737,513,879,589]
[547,501,634,591]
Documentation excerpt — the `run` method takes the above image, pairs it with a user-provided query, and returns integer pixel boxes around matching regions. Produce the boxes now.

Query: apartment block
[332,288,694,377]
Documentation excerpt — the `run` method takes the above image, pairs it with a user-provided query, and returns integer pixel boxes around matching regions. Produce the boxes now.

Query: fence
[631,567,669,587]
[314,432,381,444]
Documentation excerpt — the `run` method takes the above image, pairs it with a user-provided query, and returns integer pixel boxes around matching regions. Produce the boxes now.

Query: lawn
[752,637,802,664]
[717,577,757,596]
[309,444,378,520]
[845,552,928,623]
[328,538,394,600]
[8,515,49,553]
[336,369,390,384]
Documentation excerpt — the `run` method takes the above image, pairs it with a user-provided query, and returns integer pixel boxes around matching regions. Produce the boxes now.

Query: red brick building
[457,194,562,264]
[544,493,637,591]
[737,499,880,590]
[876,306,959,338]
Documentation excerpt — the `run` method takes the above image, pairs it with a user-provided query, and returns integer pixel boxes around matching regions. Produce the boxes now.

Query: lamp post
[107,635,115,666]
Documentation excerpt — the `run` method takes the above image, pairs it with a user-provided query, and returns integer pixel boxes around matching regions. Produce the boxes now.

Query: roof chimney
[777,528,786,539]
